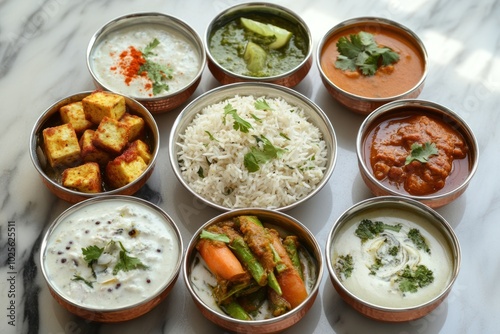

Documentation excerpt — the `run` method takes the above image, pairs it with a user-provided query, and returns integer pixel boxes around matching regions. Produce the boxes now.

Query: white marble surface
[1,0,499,333]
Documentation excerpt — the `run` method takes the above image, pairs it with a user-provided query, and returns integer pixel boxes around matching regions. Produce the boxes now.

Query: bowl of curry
[205,2,312,87]
[356,99,478,208]
[317,17,428,115]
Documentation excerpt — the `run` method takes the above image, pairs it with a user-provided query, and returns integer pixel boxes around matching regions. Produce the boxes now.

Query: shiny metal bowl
[205,2,312,87]
[184,208,323,333]
[326,196,461,322]
[30,91,159,204]
[169,82,337,211]
[356,99,478,208]
[317,17,428,115]
[87,12,206,113]
[40,195,183,322]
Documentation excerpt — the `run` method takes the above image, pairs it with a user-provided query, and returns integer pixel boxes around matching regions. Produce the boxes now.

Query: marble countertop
[1,0,499,333]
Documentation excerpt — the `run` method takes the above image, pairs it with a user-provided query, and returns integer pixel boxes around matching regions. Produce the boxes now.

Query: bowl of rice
[169,82,337,211]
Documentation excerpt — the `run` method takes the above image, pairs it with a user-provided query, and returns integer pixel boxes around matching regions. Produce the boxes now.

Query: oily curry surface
[320,25,425,98]
[364,113,469,196]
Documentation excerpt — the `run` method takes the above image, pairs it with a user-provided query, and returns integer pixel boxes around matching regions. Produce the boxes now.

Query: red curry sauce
[320,24,425,98]
[364,113,469,196]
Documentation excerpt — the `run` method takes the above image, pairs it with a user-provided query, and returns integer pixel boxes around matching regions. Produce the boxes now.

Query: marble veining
[1,0,499,333]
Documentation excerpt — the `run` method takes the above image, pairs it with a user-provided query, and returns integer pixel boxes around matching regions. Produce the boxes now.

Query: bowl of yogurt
[40,195,183,322]
[87,12,206,113]
[325,196,460,322]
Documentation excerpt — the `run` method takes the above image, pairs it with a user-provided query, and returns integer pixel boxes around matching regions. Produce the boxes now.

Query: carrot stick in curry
[196,238,248,281]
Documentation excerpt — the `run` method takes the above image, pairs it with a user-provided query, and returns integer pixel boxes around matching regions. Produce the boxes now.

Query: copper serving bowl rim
[183,208,324,332]
[325,196,461,321]
[316,17,428,109]
[39,195,184,320]
[204,2,313,84]
[355,99,479,206]
[86,11,206,102]
[168,82,337,212]
[29,91,160,202]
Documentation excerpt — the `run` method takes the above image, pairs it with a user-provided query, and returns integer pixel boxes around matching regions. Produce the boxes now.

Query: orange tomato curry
[364,112,469,196]
[320,25,425,98]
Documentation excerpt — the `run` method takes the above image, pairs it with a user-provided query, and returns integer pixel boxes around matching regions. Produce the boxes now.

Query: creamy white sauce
[91,24,200,98]
[331,208,453,308]
[44,200,180,309]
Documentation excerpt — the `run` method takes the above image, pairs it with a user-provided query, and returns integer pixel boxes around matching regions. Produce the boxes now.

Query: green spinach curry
[209,14,308,77]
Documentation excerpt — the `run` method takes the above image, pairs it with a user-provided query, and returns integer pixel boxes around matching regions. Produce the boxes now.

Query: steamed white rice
[176,94,328,209]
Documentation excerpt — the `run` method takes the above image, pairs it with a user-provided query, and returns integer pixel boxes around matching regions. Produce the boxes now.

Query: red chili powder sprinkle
[112,46,147,86]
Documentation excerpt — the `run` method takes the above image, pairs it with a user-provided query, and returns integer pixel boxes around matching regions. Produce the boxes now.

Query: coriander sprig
[140,38,173,95]
[335,31,400,76]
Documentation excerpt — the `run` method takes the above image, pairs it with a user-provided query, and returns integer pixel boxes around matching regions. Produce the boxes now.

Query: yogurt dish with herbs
[41,197,181,310]
[331,206,453,308]
[90,23,201,98]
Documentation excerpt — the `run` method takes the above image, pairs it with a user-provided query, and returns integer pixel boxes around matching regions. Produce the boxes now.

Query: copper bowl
[317,17,428,115]
[29,91,159,204]
[40,195,183,322]
[169,82,337,211]
[205,2,312,87]
[184,208,323,333]
[356,99,478,208]
[325,196,461,322]
[87,12,206,113]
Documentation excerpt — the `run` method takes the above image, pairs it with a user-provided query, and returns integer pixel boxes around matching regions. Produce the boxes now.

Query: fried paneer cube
[106,149,147,189]
[62,162,102,193]
[126,139,152,164]
[82,91,126,124]
[79,129,111,165]
[92,116,129,155]
[59,101,93,134]
[119,113,145,141]
[42,123,81,168]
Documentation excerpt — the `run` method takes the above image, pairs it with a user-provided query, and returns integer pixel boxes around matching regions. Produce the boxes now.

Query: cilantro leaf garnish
[139,38,173,95]
[223,103,253,133]
[407,228,431,254]
[254,98,273,111]
[82,245,104,264]
[405,142,438,165]
[197,166,205,178]
[397,265,434,293]
[244,135,284,172]
[335,31,400,76]
[72,274,94,288]
[113,241,148,275]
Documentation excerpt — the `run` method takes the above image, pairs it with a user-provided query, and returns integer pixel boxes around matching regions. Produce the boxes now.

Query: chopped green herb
[200,229,231,243]
[397,264,434,293]
[81,244,104,278]
[197,166,205,178]
[334,254,354,279]
[355,219,402,243]
[205,130,218,141]
[113,241,148,275]
[223,103,253,133]
[254,98,273,111]
[243,135,284,172]
[335,31,400,76]
[279,132,290,140]
[250,113,262,122]
[388,246,400,256]
[369,258,383,275]
[405,142,439,165]
[407,228,431,254]
[140,38,173,95]
[72,274,94,288]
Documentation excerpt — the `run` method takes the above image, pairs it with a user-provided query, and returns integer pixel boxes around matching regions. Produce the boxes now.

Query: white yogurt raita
[332,207,453,308]
[43,199,180,309]
[91,23,200,98]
